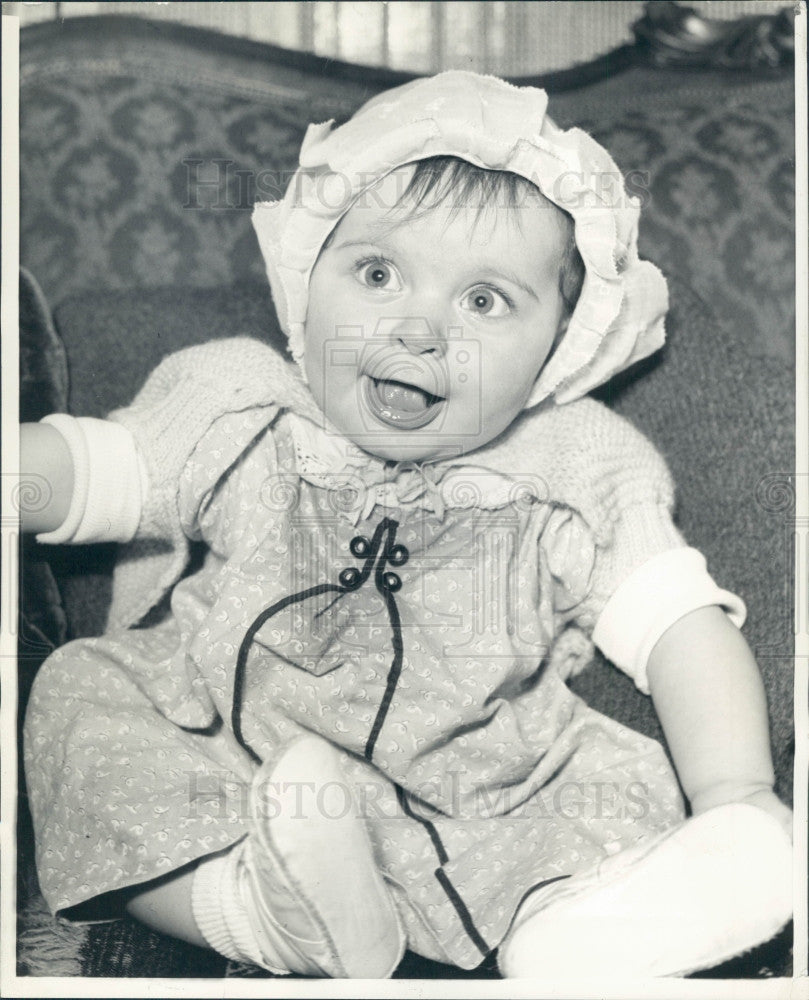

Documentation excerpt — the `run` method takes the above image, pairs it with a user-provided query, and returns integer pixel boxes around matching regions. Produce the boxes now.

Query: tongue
[378,380,432,413]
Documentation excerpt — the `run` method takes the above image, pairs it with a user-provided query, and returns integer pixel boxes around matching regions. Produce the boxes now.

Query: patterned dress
[25,398,685,969]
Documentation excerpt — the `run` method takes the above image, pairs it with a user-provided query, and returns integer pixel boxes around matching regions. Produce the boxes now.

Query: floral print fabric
[25,410,684,968]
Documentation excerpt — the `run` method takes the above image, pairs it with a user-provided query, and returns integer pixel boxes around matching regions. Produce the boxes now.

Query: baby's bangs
[395,155,584,318]
[395,156,540,224]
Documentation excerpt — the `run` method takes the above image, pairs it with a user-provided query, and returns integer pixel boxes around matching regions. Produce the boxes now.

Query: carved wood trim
[632,1,795,71]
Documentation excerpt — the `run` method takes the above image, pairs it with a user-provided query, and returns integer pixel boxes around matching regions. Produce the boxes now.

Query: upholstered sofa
[16,8,797,981]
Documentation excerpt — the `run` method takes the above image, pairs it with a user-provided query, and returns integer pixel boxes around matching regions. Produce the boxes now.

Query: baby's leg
[127,735,405,978]
[126,866,207,948]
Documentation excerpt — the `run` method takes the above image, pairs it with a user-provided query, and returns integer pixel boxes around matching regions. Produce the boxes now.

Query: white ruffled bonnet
[252,70,668,406]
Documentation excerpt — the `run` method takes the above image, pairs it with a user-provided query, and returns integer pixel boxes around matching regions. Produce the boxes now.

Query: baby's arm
[647,604,791,834]
[19,415,143,546]
[20,422,75,534]
[19,338,298,629]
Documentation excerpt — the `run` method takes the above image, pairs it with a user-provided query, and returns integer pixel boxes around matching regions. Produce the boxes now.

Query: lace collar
[285,411,543,524]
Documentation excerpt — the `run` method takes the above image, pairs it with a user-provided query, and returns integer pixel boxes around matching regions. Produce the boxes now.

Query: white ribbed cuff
[593,547,747,694]
[36,415,145,545]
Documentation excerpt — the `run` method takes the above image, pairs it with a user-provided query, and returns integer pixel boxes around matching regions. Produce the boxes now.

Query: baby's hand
[693,785,792,842]
[19,422,74,533]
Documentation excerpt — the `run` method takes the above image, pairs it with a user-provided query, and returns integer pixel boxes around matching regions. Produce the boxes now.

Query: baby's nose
[380,315,447,357]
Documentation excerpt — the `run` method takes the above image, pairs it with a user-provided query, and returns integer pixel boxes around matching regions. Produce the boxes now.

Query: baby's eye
[462,286,511,318]
[357,260,401,291]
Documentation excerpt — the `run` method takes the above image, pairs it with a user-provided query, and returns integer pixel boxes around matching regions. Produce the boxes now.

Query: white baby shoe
[498,802,792,979]
[243,734,405,978]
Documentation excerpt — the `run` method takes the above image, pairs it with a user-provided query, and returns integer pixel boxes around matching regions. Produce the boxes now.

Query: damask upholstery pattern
[21,73,360,299]
[20,19,795,367]
[551,72,795,365]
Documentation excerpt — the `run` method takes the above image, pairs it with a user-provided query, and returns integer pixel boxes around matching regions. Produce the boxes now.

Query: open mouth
[363,376,446,429]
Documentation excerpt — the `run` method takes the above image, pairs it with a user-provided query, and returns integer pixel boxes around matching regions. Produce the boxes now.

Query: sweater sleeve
[532,398,746,691]
[530,397,685,604]
[104,337,309,630]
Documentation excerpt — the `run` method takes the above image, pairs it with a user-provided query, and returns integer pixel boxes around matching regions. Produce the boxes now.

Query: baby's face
[304,168,569,462]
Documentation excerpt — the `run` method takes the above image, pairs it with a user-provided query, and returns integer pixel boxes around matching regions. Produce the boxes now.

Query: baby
[20,72,792,979]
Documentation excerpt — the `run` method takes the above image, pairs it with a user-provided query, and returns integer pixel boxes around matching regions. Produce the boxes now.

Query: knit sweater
[45,336,743,690]
[39,338,745,693]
